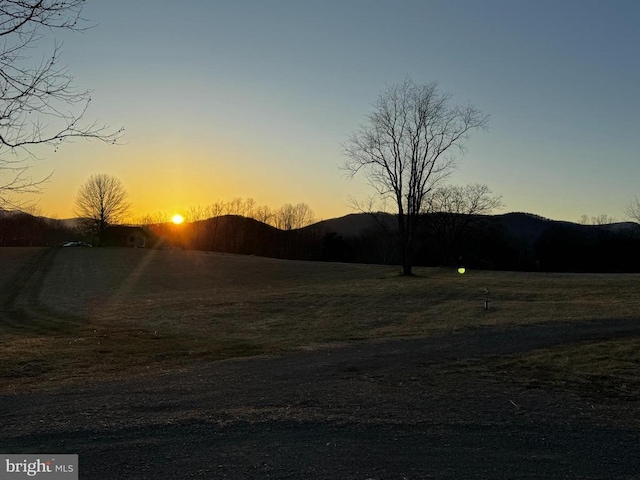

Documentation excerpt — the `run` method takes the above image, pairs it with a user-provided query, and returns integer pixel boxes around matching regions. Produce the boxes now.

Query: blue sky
[26,0,640,222]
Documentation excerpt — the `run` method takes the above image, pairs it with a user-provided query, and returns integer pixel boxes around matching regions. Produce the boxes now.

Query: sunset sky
[21,0,640,223]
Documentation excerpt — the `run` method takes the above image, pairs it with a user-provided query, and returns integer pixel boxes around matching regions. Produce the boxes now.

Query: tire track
[0,248,83,333]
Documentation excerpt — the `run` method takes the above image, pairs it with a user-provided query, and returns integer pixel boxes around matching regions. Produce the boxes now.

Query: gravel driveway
[1,319,639,479]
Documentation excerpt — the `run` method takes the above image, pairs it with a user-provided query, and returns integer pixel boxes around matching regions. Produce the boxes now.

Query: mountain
[601,221,640,234]
[0,209,80,246]
[147,214,317,258]
[313,211,640,243]
[305,211,640,271]
[0,207,30,218]
[56,217,81,229]
[309,212,396,237]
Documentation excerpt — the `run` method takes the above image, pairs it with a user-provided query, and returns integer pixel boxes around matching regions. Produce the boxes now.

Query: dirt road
[1,320,639,479]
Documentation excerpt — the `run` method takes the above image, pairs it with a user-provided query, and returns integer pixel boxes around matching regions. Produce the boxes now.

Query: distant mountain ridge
[312,211,640,244]
[308,212,395,237]
[309,211,640,271]
[3,206,637,241]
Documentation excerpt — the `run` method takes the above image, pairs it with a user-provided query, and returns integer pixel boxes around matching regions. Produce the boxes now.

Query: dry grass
[499,337,640,400]
[1,247,639,393]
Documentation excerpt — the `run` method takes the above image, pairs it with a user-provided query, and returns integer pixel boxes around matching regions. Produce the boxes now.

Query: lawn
[1,247,639,393]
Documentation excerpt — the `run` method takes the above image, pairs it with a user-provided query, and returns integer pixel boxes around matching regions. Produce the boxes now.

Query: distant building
[103,226,150,248]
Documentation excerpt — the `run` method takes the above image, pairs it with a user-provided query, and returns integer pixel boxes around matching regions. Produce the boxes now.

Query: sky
[17,0,640,223]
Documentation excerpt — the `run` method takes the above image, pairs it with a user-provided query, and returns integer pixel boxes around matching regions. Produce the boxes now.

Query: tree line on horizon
[2,200,640,272]
[71,173,319,245]
[138,197,316,232]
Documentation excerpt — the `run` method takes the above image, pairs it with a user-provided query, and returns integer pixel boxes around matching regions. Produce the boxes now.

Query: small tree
[0,1,122,209]
[75,174,130,243]
[275,203,315,231]
[579,214,617,225]
[344,78,488,275]
[625,197,640,224]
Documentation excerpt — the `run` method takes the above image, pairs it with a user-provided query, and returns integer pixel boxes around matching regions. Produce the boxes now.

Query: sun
[171,214,184,225]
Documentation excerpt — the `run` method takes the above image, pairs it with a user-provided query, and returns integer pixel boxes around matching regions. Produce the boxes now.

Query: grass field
[1,247,639,394]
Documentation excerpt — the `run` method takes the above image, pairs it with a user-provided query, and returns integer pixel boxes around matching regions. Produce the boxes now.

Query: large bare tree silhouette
[344,79,488,275]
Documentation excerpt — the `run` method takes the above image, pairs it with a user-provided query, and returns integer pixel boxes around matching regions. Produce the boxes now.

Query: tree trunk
[402,256,413,276]
[397,213,414,276]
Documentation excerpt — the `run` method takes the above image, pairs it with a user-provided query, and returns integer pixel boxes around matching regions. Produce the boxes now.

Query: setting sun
[171,214,184,225]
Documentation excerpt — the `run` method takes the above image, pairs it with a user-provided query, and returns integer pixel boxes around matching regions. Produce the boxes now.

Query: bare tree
[344,78,488,275]
[228,197,244,216]
[625,197,640,224]
[244,197,256,219]
[0,1,122,208]
[426,183,503,265]
[138,211,170,225]
[275,203,315,230]
[203,200,228,251]
[253,204,273,225]
[207,200,228,218]
[427,183,502,216]
[74,174,130,243]
[579,214,617,226]
[185,204,208,223]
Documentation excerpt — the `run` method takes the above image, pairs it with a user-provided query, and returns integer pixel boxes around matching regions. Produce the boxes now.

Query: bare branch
[0,1,123,207]
[625,197,640,224]
[426,183,504,215]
